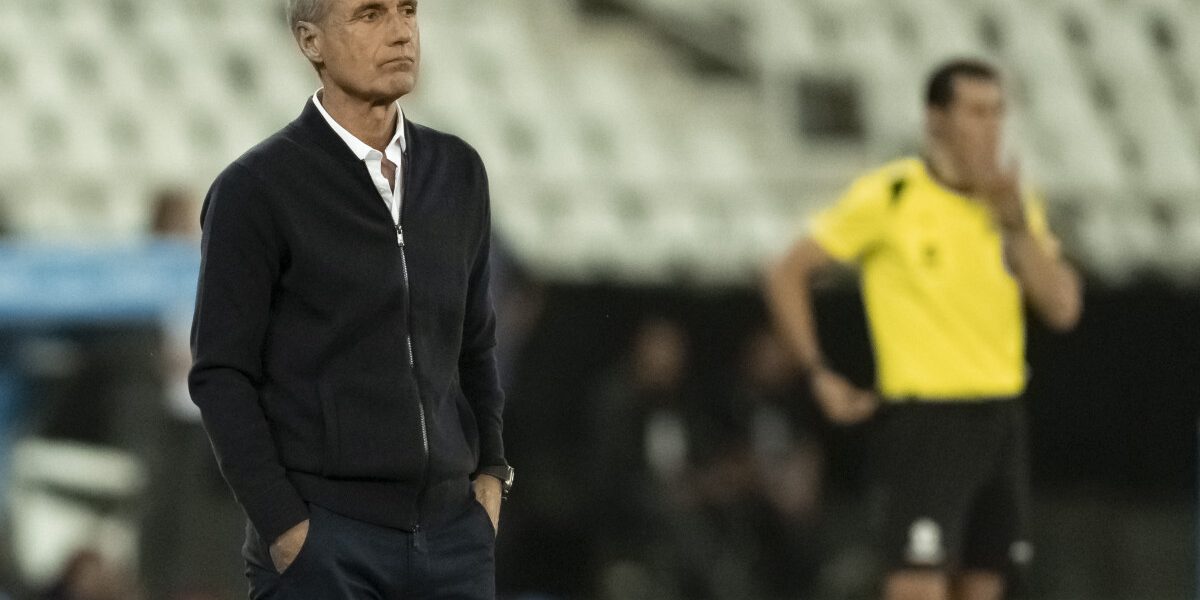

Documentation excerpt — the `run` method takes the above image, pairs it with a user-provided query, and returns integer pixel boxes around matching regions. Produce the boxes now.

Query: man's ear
[294,21,324,66]
[925,107,946,141]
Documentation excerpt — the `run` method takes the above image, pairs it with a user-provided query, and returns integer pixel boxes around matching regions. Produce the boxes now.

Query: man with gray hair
[189,0,512,597]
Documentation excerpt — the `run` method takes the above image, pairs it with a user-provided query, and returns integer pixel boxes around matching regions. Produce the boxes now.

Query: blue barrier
[0,240,199,324]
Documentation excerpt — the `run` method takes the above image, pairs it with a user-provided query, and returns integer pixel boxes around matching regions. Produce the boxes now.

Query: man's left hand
[473,475,502,534]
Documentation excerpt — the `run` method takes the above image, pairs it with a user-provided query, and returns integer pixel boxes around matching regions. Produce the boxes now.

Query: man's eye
[362,10,379,21]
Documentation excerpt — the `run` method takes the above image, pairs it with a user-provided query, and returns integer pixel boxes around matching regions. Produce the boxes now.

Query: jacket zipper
[394,222,428,457]
[396,143,430,533]
[393,223,427,456]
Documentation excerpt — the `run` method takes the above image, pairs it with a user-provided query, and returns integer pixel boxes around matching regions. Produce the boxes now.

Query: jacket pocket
[261,384,324,475]
[453,384,480,466]
[318,374,426,480]
[424,380,479,479]
[319,382,338,477]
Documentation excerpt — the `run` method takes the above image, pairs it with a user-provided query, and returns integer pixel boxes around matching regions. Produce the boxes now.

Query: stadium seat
[8,438,146,589]
[1,0,1197,281]
[1167,207,1200,283]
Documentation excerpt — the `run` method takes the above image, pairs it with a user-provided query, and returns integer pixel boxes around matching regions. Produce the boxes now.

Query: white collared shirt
[312,90,408,228]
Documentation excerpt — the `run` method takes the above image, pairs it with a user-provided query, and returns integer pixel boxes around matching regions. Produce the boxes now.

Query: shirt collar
[311,89,407,161]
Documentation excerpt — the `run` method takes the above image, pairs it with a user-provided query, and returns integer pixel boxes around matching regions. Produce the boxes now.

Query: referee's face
[937,77,1006,181]
[301,0,422,103]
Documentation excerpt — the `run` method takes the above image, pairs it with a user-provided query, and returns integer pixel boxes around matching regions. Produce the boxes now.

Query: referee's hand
[978,160,1028,232]
[811,369,879,425]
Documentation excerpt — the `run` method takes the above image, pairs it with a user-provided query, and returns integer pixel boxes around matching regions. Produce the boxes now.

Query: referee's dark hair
[926,59,1001,109]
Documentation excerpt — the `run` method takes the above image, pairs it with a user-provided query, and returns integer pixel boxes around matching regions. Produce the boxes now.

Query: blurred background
[0,0,1196,598]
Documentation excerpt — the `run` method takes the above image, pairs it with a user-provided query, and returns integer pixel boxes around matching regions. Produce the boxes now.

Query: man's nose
[387,10,413,44]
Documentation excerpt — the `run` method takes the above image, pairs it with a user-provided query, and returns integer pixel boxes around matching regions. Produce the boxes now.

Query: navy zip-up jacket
[189,100,506,545]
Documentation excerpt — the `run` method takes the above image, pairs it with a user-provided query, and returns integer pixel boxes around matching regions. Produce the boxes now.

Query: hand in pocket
[269,519,311,574]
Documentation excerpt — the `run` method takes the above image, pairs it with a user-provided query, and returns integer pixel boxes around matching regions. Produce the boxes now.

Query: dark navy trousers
[243,498,496,599]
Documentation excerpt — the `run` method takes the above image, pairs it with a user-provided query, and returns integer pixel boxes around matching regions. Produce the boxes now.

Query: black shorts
[868,399,1032,573]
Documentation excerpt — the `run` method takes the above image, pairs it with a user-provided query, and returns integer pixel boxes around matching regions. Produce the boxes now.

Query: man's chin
[962,152,1000,178]
[380,74,418,100]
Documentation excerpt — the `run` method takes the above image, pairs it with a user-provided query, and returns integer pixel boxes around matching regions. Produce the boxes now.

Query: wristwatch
[475,465,515,499]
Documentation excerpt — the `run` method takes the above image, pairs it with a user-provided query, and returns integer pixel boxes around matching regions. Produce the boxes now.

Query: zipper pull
[395,223,405,247]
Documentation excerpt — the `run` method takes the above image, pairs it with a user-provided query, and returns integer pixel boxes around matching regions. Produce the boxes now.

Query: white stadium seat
[0,0,1196,281]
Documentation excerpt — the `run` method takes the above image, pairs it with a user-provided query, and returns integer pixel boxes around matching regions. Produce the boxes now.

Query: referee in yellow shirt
[765,59,1082,600]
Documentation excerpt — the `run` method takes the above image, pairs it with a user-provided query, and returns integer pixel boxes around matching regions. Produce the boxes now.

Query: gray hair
[285,0,331,29]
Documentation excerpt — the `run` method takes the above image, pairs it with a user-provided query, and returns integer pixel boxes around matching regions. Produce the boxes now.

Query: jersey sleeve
[1024,192,1062,258]
[808,171,891,264]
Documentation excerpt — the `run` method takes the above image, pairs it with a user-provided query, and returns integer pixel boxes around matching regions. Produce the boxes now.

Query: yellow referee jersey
[809,157,1060,401]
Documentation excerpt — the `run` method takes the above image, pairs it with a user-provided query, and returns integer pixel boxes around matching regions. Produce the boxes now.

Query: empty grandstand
[0,0,1196,284]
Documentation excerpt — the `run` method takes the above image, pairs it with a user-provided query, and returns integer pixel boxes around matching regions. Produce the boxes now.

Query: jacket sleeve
[459,154,507,471]
[188,164,309,544]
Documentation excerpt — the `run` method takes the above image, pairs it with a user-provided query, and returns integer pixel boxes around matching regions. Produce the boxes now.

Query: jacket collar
[290,97,416,167]
[310,91,408,161]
